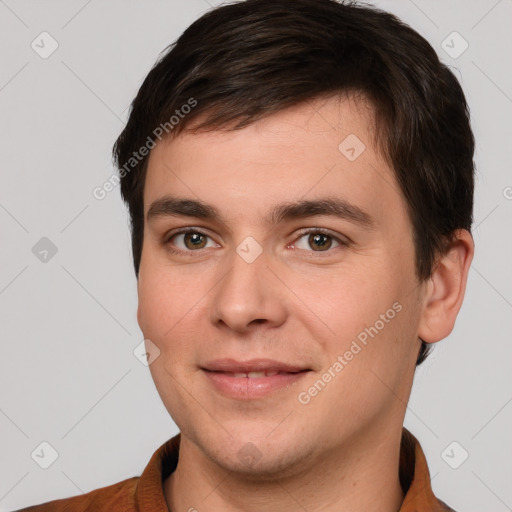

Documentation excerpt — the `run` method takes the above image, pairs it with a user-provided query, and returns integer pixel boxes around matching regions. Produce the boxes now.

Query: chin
[195,424,314,480]
[215,446,306,481]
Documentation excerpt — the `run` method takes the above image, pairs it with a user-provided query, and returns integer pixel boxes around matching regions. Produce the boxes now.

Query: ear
[136,279,145,332]
[137,304,142,330]
[418,229,474,343]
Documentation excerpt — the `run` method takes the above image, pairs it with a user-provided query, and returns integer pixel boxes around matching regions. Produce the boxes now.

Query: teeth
[230,371,280,378]
[247,371,266,378]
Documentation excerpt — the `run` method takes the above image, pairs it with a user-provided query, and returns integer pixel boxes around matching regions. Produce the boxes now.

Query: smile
[201,359,311,399]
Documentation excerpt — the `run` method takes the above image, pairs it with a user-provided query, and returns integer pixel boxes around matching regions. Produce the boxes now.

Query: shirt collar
[399,428,455,511]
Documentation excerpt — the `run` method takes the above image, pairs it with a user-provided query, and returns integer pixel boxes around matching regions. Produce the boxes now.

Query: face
[137,95,425,477]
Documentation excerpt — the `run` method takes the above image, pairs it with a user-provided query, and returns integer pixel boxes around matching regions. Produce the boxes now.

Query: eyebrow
[146,195,375,229]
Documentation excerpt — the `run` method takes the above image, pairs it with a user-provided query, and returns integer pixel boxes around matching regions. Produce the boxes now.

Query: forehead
[143,95,405,228]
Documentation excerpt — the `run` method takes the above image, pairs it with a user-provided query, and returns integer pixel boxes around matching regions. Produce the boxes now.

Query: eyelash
[164,227,350,257]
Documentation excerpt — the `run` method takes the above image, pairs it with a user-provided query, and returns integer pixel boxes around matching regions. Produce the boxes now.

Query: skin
[136,94,474,511]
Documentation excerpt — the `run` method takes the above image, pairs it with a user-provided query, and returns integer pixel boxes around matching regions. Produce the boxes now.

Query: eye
[164,227,348,256]
[291,229,348,252]
[166,229,219,252]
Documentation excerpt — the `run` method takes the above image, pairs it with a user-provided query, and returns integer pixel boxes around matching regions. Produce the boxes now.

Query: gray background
[0,0,511,510]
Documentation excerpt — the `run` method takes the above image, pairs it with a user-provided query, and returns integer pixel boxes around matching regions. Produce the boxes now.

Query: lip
[201,358,311,400]
[202,358,307,373]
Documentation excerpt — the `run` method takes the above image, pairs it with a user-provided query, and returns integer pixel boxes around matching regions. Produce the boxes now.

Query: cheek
[297,257,418,385]
[138,268,201,428]
[138,253,194,332]
[146,354,194,435]
[296,263,398,343]
[137,276,167,338]
[137,263,215,371]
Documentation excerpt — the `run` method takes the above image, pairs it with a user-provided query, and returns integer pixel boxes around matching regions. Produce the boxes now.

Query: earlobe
[418,229,474,343]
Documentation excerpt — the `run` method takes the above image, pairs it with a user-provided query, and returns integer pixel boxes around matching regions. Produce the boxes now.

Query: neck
[164,425,406,512]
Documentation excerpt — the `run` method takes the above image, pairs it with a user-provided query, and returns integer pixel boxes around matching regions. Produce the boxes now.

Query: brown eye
[183,232,207,249]
[167,230,218,253]
[292,229,346,254]
[308,233,333,251]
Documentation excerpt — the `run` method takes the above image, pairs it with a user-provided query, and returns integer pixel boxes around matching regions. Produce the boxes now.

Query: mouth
[201,359,311,399]
[208,370,301,378]
[202,358,308,373]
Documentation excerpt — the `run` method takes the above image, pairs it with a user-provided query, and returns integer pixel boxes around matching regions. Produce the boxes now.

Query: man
[18,0,474,510]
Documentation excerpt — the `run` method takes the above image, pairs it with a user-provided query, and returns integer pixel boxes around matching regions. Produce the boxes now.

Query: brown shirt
[16,428,455,511]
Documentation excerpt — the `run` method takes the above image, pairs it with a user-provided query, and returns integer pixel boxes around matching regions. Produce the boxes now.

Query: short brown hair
[113,0,475,365]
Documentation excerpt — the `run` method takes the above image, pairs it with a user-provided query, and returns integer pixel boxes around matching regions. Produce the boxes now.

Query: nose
[210,246,288,334]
